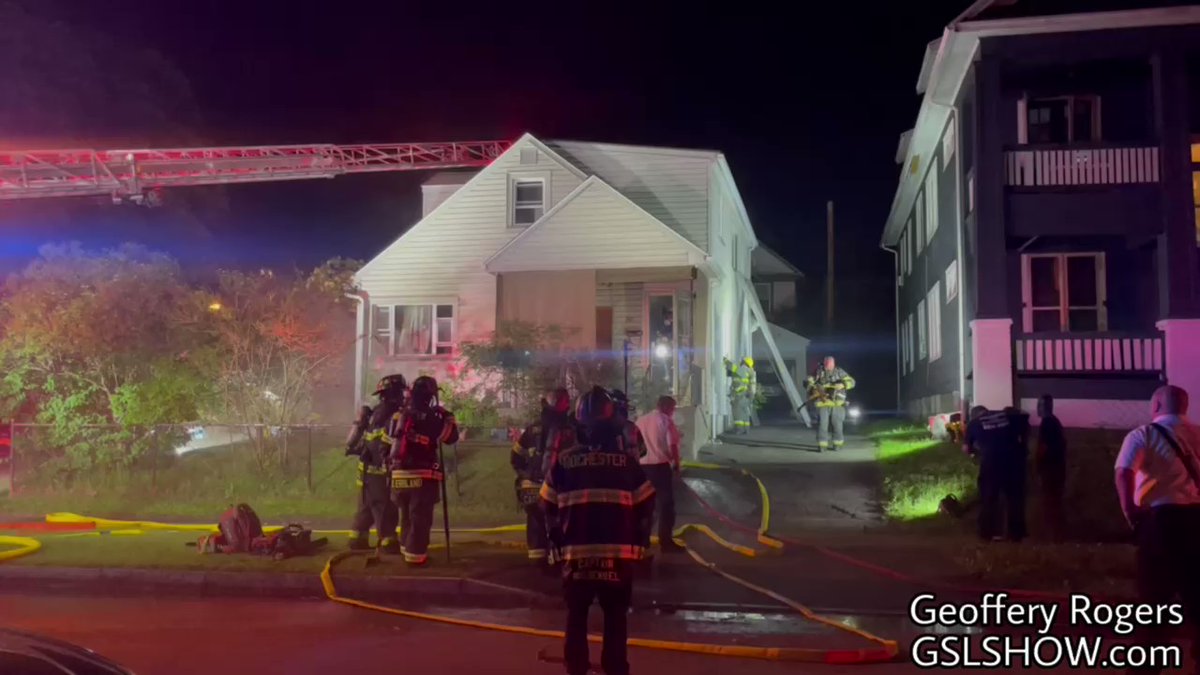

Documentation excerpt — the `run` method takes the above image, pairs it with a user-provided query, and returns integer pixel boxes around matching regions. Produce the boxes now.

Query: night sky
[0,0,980,410]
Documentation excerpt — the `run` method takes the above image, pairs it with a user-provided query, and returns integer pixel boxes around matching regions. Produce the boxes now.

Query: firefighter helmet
[373,374,408,400]
[411,375,439,409]
[546,387,571,414]
[576,386,615,426]
[743,357,755,368]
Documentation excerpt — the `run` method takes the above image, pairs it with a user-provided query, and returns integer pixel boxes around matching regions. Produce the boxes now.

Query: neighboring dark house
[751,244,803,330]
[881,1,1200,428]
[749,245,810,416]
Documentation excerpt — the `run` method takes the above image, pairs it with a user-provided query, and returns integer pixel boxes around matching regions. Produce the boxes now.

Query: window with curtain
[1021,253,1106,333]
[371,304,455,355]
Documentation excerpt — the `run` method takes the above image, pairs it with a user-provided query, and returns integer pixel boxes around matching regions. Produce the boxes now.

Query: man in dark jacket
[1035,395,1067,541]
[964,405,1028,542]
[541,386,655,675]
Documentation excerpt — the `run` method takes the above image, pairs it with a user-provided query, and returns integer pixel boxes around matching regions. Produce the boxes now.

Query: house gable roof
[751,245,804,278]
[485,175,708,273]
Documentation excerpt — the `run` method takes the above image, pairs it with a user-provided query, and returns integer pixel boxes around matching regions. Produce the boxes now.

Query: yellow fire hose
[4,462,899,664]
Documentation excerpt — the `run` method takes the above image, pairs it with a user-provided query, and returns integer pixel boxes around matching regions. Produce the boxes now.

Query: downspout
[880,243,902,414]
[346,291,368,412]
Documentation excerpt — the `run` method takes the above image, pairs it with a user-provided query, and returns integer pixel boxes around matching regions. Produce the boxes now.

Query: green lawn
[6,529,524,575]
[1,440,523,529]
[872,425,976,522]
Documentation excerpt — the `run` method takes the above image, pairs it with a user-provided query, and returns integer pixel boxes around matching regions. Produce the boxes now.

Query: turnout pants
[563,559,633,675]
[351,473,398,544]
[1129,504,1200,675]
[732,394,751,432]
[977,465,1026,541]
[393,480,441,564]
[643,463,676,546]
[816,405,846,450]
[525,504,549,560]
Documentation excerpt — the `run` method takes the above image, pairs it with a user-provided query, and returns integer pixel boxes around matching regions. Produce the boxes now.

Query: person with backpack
[541,386,655,675]
[345,374,407,553]
[1114,385,1200,675]
[511,388,574,568]
[390,375,459,566]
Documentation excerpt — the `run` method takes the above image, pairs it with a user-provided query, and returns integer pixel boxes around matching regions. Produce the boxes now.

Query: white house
[352,133,802,455]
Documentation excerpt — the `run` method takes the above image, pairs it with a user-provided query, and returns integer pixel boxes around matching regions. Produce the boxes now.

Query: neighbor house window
[1020,95,1101,145]
[927,283,942,362]
[908,317,916,373]
[512,179,544,226]
[917,299,927,360]
[371,303,456,356]
[942,119,956,169]
[924,169,939,245]
[945,260,959,303]
[915,193,926,255]
[754,282,772,311]
[900,316,910,374]
[899,228,909,285]
[1021,253,1107,333]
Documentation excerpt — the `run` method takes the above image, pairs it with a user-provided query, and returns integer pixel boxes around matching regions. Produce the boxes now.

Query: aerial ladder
[0,139,512,204]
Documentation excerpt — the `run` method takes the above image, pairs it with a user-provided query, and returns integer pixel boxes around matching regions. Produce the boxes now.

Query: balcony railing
[1014,332,1163,374]
[1005,145,1159,187]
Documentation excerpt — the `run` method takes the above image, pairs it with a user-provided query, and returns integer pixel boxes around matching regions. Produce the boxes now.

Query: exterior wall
[496,270,597,349]
[898,115,964,414]
[486,179,701,272]
[546,141,712,251]
[355,137,585,387]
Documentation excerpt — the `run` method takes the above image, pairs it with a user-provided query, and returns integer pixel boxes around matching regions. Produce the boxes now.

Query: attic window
[512,180,544,226]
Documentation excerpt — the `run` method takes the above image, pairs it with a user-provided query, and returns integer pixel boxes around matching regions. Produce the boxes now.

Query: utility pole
[826,200,835,336]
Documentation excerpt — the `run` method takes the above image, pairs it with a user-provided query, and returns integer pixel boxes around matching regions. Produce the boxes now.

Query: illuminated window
[925,170,939,244]
[372,304,455,356]
[915,192,926,255]
[512,179,544,226]
[917,298,927,360]
[1020,253,1107,333]
[945,260,959,302]
[928,283,942,362]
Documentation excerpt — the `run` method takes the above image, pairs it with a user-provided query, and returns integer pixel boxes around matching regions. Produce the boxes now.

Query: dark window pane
[1030,257,1060,307]
[1066,256,1098,306]
[436,304,453,318]
[1068,310,1099,332]
[515,182,543,203]
[1073,98,1096,141]
[1032,310,1061,332]
[1028,99,1069,144]
[513,206,540,225]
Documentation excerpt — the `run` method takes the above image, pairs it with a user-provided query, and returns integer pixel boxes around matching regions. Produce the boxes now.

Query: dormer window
[512,179,544,226]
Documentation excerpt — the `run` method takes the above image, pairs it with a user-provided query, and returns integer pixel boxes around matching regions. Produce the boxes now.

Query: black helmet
[546,388,571,414]
[411,375,439,408]
[576,386,614,426]
[373,374,407,400]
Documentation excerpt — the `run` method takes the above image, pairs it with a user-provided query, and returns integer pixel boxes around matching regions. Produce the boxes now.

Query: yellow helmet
[743,357,754,368]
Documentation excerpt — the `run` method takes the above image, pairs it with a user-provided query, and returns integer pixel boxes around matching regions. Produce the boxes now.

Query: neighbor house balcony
[1005,143,1160,188]
[1013,331,1164,375]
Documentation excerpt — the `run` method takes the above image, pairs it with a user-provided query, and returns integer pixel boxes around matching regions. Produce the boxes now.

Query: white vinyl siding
[356,137,585,345]
[915,191,926,255]
[924,169,938,244]
[927,283,942,362]
[917,298,927,360]
[547,141,712,250]
[487,178,702,272]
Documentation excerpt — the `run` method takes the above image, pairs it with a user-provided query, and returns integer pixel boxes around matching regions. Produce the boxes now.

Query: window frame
[942,118,956,169]
[927,282,942,362]
[1020,252,1107,333]
[371,302,457,356]
[945,260,959,303]
[510,177,546,228]
[917,298,928,360]
[1017,94,1103,145]
[924,168,939,245]
[914,192,926,255]
[753,281,772,311]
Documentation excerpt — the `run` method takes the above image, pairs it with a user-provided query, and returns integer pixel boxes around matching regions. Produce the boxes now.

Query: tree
[0,243,212,472]
[206,261,357,470]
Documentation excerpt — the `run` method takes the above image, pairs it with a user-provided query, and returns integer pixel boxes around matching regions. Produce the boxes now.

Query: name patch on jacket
[560,451,630,470]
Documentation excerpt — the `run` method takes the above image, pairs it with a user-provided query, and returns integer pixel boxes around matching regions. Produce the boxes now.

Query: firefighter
[541,386,655,675]
[805,355,856,451]
[345,374,406,553]
[610,389,647,459]
[512,388,573,566]
[730,356,756,434]
[964,405,1027,542]
[389,375,459,566]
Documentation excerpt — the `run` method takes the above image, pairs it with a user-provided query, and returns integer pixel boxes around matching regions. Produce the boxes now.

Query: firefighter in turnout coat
[345,374,406,553]
[541,386,655,675]
[729,357,756,434]
[389,375,459,566]
[805,355,856,451]
[512,388,574,564]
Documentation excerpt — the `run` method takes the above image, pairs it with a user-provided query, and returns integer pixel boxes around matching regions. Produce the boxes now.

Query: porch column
[970,318,1013,410]
[971,53,1008,321]
[1152,49,1200,321]
[1156,320,1200,401]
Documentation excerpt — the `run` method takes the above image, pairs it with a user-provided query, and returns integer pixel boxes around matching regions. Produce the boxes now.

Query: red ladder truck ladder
[0,140,512,203]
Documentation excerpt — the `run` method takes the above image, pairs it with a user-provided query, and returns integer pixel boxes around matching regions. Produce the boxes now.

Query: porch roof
[484,176,709,274]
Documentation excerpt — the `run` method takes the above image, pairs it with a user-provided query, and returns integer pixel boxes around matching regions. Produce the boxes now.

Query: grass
[868,419,1137,594]
[1,440,523,528]
[6,529,524,575]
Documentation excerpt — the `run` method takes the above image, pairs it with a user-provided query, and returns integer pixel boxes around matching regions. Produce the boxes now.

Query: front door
[643,283,693,400]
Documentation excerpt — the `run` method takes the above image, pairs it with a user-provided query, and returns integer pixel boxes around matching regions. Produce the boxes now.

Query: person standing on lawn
[511,388,573,567]
[1035,394,1067,541]
[345,374,406,553]
[1114,385,1200,675]
[635,395,685,554]
[963,404,1027,542]
[541,386,655,675]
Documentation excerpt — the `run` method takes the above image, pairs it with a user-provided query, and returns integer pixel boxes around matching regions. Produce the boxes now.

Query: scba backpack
[250,524,326,560]
[217,503,264,553]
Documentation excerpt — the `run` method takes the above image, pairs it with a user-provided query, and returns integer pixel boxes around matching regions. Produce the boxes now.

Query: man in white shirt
[1114,385,1200,675]
[635,396,684,553]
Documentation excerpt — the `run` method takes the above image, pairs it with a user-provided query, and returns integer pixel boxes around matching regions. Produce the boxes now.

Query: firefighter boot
[348,533,371,551]
[379,536,401,555]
